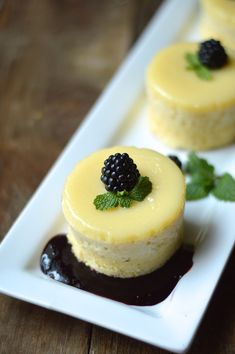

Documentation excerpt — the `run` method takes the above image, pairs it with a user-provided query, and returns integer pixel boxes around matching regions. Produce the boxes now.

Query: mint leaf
[94,176,152,210]
[118,195,132,208]
[186,152,235,202]
[212,173,235,201]
[94,192,118,210]
[191,172,215,189]
[196,65,212,80]
[129,176,152,201]
[186,182,210,201]
[93,191,134,211]
[186,152,215,201]
[185,52,212,80]
[186,152,214,181]
[185,52,201,68]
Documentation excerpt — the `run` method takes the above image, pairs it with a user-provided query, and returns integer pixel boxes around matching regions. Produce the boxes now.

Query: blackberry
[101,153,140,192]
[168,155,182,170]
[198,39,228,69]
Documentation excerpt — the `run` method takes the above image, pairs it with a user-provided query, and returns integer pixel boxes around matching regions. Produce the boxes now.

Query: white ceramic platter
[1,0,235,352]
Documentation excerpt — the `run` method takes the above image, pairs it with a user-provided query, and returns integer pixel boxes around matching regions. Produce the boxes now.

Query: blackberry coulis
[198,39,228,69]
[101,153,140,192]
[41,234,193,306]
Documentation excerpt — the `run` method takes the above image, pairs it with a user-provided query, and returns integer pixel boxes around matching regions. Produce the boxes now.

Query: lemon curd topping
[62,147,185,244]
[146,42,235,113]
[202,0,235,29]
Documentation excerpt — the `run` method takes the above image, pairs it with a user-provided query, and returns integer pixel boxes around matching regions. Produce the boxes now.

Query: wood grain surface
[0,1,235,353]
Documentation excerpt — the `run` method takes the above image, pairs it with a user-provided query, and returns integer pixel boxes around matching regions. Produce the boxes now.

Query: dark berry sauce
[40,234,193,306]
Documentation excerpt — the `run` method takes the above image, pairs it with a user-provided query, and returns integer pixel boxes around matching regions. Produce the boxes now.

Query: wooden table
[0,1,235,353]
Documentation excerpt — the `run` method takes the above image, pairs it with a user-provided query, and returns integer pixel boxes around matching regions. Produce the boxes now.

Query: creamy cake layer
[148,93,235,150]
[67,217,183,278]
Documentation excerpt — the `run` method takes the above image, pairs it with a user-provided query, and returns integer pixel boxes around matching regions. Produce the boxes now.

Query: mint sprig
[93,193,119,210]
[186,182,210,201]
[186,152,235,201]
[94,176,152,210]
[212,173,235,201]
[186,152,215,189]
[129,176,152,201]
[185,52,212,80]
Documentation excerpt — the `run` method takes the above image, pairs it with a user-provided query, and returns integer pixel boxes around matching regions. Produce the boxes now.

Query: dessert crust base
[67,217,183,278]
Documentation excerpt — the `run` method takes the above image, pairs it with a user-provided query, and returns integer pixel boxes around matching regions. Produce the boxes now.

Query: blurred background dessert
[146,40,235,150]
[200,0,235,50]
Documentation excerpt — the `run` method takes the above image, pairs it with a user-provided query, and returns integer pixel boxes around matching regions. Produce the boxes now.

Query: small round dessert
[146,42,235,150]
[200,0,235,50]
[62,146,185,278]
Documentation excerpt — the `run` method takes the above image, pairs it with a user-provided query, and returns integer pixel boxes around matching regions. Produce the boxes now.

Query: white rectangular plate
[0,0,235,352]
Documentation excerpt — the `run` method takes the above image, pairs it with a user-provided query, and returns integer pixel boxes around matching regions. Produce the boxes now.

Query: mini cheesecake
[62,146,185,278]
[201,0,235,50]
[146,42,235,150]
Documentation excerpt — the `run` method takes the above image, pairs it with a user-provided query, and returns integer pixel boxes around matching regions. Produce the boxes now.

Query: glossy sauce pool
[40,234,193,306]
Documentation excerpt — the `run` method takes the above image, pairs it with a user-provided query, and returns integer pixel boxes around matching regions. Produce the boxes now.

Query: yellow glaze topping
[62,147,185,244]
[146,42,235,112]
[202,0,235,28]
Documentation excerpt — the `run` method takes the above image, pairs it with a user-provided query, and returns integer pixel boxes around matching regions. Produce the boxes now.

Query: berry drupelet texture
[101,153,140,192]
[198,39,228,69]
